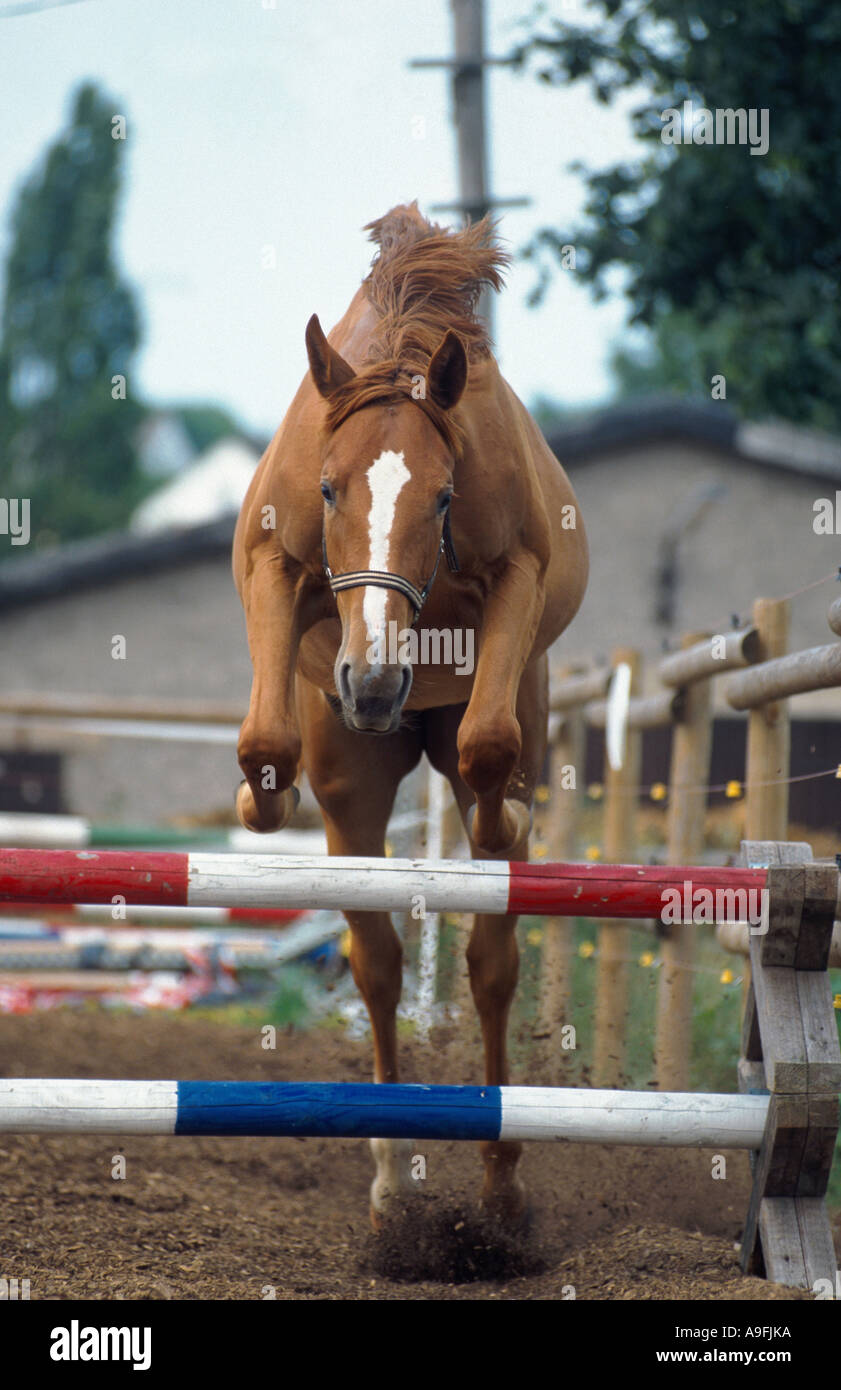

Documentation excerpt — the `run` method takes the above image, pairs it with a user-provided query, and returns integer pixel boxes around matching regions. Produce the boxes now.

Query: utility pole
[410,0,528,339]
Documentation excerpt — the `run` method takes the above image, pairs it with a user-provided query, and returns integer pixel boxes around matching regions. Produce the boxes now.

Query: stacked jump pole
[0,841,836,1289]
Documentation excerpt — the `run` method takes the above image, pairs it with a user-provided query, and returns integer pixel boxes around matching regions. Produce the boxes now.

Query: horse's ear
[426,330,468,411]
[305,314,355,398]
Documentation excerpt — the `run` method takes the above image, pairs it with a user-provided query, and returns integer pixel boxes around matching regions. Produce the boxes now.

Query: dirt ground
[0,1011,830,1302]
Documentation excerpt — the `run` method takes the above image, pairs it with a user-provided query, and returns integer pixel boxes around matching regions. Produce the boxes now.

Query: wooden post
[736,841,840,1287]
[745,598,790,841]
[655,632,714,1091]
[593,648,641,1087]
[742,600,790,1013]
[536,702,584,1082]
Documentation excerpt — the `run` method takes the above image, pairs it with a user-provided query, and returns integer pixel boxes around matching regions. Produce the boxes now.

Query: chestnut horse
[233,204,588,1224]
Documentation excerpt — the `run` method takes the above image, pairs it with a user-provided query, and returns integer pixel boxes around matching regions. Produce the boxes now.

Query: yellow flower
[650,782,667,802]
[579,941,595,959]
[527,927,543,947]
[585,844,601,861]
[725,780,742,799]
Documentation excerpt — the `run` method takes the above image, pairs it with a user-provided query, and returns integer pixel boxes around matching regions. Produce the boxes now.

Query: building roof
[130,436,261,534]
[547,397,841,482]
[0,516,236,613]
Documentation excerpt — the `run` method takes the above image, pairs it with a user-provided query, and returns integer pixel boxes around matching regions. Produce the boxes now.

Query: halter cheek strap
[322,507,459,621]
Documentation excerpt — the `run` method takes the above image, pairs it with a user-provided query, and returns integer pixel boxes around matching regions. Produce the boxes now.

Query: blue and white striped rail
[0,1080,769,1147]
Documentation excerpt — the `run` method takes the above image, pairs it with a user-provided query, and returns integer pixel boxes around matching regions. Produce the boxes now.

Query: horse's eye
[321,481,335,504]
[437,490,453,514]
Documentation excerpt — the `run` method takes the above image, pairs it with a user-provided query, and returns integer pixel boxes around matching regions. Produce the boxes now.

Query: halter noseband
[322,507,459,621]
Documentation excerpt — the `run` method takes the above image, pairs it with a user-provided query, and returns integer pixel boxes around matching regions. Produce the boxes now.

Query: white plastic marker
[414,765,447,1038]
[606,662,632,772]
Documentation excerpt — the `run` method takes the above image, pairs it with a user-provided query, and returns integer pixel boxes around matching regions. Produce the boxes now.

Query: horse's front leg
[426,653,548,1223]
[457,552,545,856]
[298,680,424,1228]
[235,556,317,832]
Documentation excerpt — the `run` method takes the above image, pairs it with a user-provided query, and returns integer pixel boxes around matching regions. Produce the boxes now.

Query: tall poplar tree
[0,82,147,548]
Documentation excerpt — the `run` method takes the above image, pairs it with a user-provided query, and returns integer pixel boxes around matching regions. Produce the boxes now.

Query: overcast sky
[0,0,643,438]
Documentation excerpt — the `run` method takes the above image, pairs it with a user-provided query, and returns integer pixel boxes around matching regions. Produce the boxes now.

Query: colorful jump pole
[0,848,772,919]
[0,1078,770,1147]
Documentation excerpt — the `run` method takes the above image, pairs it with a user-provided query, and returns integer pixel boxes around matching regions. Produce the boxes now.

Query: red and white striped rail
[0,849,770,918]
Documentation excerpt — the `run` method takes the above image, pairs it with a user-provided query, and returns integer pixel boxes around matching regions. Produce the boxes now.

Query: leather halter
[322,507,459,621]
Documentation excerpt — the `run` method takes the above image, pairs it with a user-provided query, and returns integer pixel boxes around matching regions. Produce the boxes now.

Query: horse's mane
[323,203,509,457]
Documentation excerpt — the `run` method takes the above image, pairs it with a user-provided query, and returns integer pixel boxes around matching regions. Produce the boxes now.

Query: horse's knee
[308,768,356,823]
[237,726,300,792]
[457,713,521,795]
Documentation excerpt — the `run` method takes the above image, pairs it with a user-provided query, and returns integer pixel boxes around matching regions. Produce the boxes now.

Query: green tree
[0,81,148,550]
[515,1,841,430]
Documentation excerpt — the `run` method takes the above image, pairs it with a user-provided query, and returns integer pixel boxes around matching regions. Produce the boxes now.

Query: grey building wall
[1,435,839,825]
[553,441,841,716]
[0,556,251,823]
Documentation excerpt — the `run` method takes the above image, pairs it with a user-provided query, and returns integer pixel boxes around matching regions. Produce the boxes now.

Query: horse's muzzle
[337,660,412,733]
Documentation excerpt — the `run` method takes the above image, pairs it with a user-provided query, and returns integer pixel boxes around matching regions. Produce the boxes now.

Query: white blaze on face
[363,448,410,646]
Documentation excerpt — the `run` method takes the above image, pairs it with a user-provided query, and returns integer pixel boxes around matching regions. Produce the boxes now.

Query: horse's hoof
[466,799,531,858]
[369,1136,416,1224]
[480,1187,530,1230]
[235,780,299,832]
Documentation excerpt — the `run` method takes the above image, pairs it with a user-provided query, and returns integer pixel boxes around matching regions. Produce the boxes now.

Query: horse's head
[306,313,466,733]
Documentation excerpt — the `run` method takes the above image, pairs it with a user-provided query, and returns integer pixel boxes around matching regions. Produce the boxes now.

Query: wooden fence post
[655,631,714,1090]
[744,598,790,840]
[741,599,790,1013]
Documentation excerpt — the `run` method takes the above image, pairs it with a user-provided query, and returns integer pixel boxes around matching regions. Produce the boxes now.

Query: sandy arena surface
[0,1011,832,1301]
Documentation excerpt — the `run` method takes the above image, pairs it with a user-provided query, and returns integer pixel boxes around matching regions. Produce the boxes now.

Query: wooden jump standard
[734,841,840,1288]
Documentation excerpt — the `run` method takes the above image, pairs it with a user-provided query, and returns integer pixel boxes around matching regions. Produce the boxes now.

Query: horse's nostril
[338,661,353,706]
[399,663,412,702]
